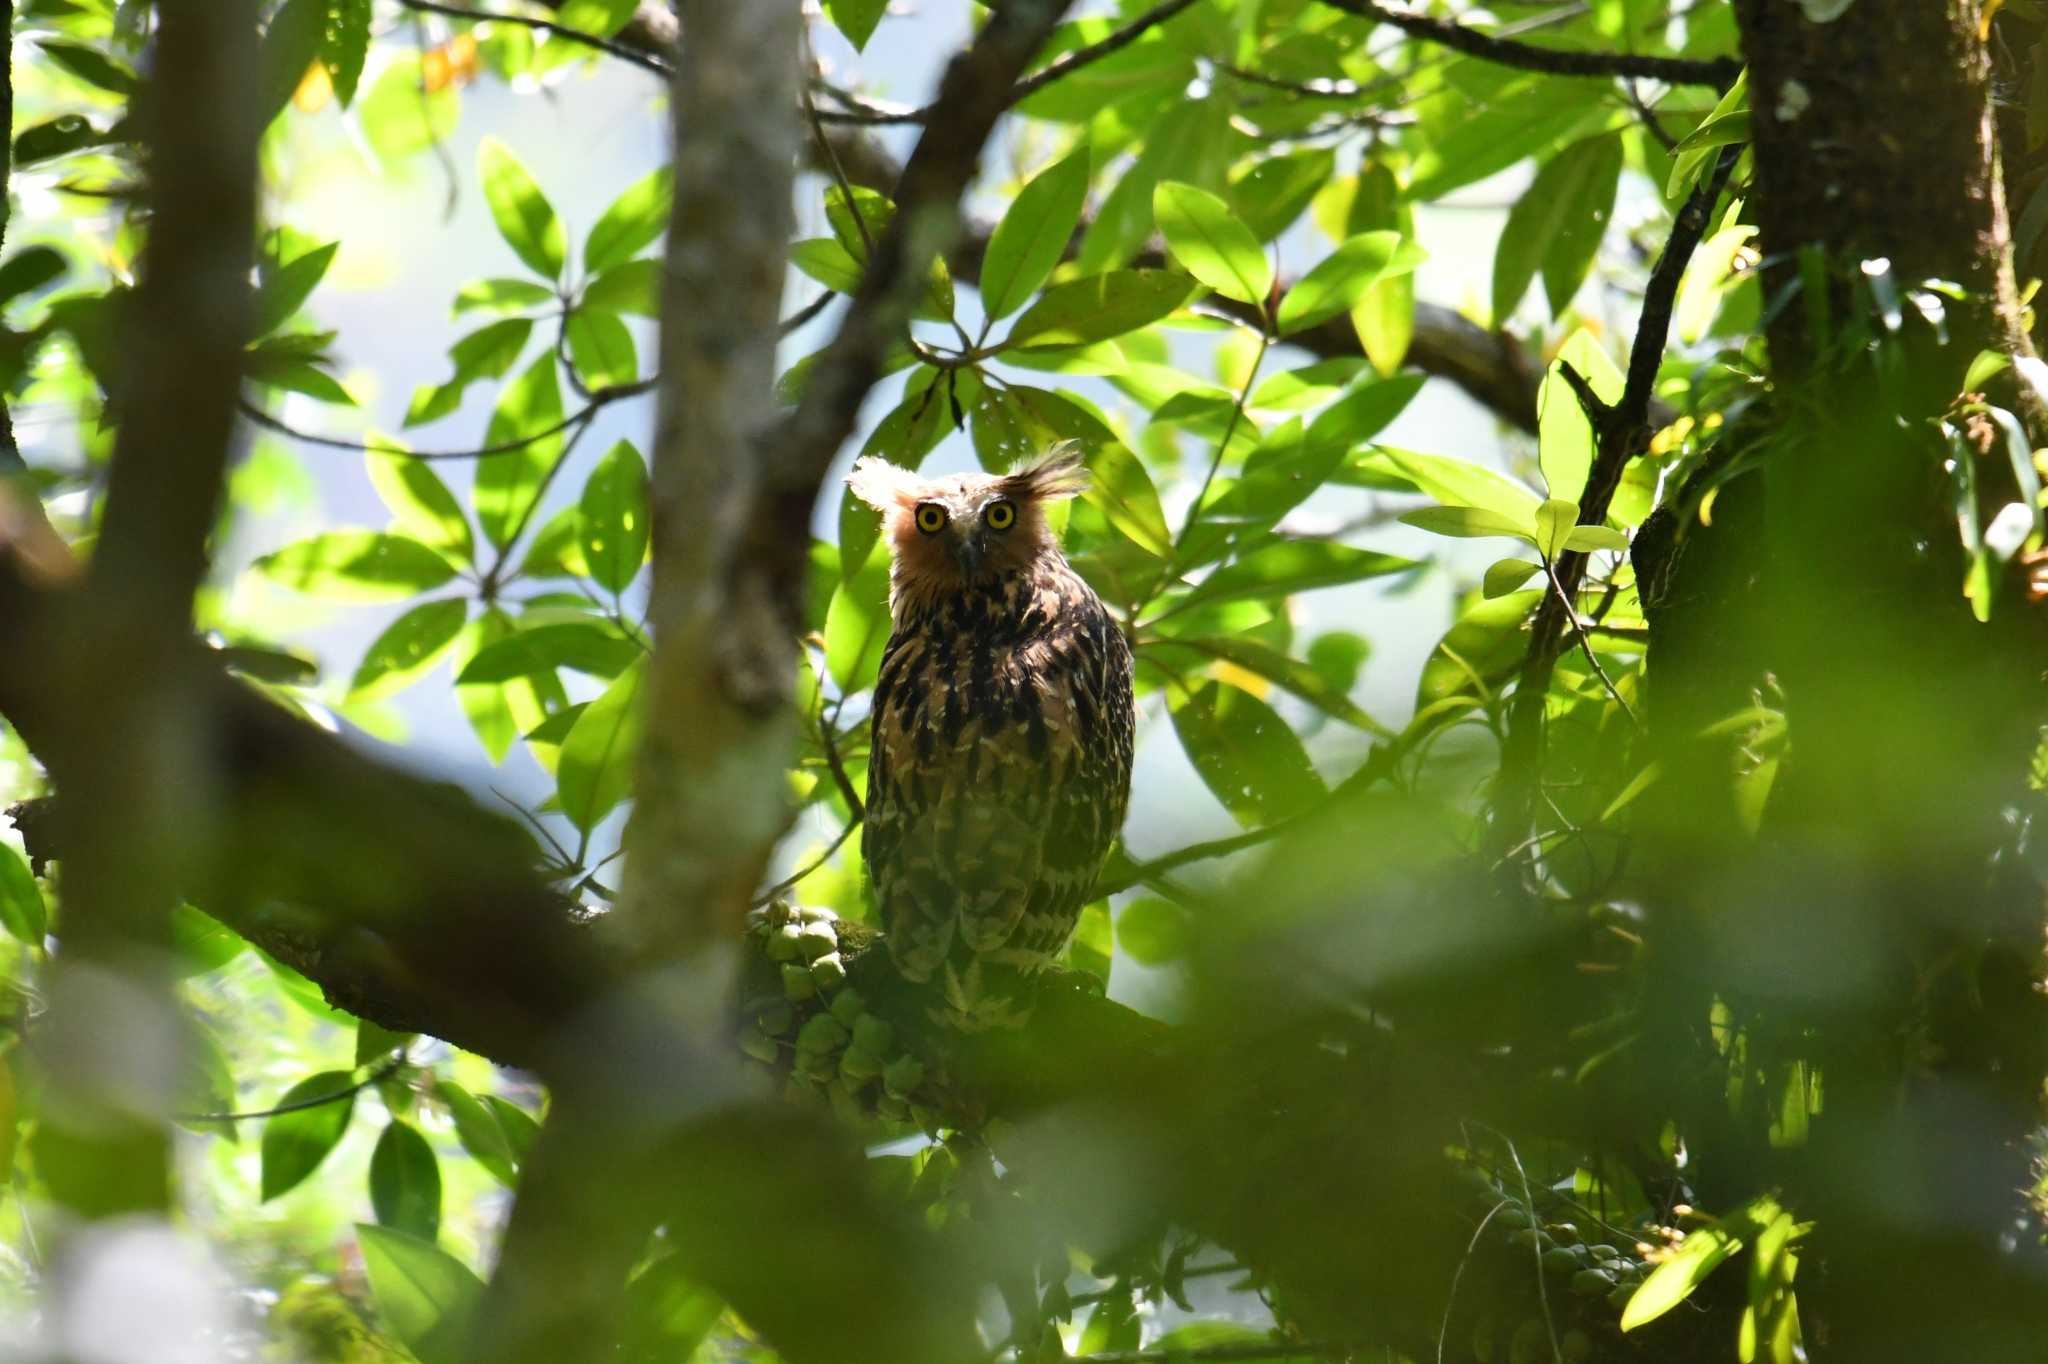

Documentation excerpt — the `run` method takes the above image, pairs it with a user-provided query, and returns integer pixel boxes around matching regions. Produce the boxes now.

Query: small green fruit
[883,1055,926,1098]
[1571,1267,1617,1297]
[1540,1247,1581,1276]
[737,1027,778,1065]
[810,952,847,988]
[796,1013,851,1054]
[781,963,817,1001]
[797,923,838,962]
[853,1015,895,1054]
[768,924,805,961]
[839,1047,883,1085]
[829,988,867,1024]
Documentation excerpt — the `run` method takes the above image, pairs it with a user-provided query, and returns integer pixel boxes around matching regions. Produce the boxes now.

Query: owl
[847,446,1135,1031]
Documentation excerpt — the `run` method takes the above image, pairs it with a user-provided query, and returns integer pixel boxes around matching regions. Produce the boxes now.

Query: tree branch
[397,0,672,76]
[1315,0,1740,87]
[1494,144,1741,843]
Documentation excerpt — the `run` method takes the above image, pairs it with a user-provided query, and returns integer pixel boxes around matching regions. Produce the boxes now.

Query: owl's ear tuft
[847,456,918,510]
[1007,441,1090,502]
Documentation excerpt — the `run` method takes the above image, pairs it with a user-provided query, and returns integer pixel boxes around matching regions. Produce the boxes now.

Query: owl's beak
[950,531,984,578]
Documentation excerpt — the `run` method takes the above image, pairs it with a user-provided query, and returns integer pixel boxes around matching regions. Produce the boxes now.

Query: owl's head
[847,444,1090,602]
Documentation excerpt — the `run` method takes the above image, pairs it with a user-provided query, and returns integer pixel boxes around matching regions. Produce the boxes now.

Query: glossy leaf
[1007,270,1197,349]
[1492,132,1623,321]
[1154,180,1272,306]
[370,1120,442,1242]
[1277,231,1425,336]
[557,659,645,833]
[1537,329,1625,504]
[982,145,1092,321]
[1170,680,1325,827]
[578,440,650,593]
[368,449,474,563]
[261,1071,358,1201]
[1371,448,1543,526]
[349,598,469,700]
[478,136,567,282]
[1169,540,1417,617]
[357,1223,483,1364]
[456,622,640,684]
[1401,505,1536,543]
[584,166,672,274]
[475,352,564,550]
[255,532,457,602]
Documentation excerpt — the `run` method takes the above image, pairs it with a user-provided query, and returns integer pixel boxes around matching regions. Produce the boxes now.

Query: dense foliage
[1,2,2045,1362]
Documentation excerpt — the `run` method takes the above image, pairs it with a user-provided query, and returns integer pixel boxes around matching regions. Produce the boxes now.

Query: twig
[1315,0,1739,86]
[1494,143,1740,838]
[752,819,861,908]
[818,710,865,822]
[237,380,652,461]
[1543,555,1637,725]
[1094,818,1299,898]
[802,35,875,262]
[176,1051,409,1124]
[1075,1342,1355,1363]
[807,0,1197,126]
[1438,1200,1511,1364]
[780,291,835,336]
[396,0,672,76]
[1174,325,1271,556]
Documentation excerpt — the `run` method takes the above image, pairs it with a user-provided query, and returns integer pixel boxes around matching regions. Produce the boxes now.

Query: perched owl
[847,447,1135,1031]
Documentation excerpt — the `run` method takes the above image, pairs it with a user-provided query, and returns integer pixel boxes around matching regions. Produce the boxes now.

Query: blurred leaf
[1493,133,1623,321]
[455,610,570,765]
[1538,329,1624,503]
[0,843,45,944]
[1170,679,1325,827]
[1229,148,1336,243]
[1117,896,1190,965]
[1402,505,1536,542]
[572,439,651,594]
[456,622,639,684]
[1304,373,1426,448]
[254,532,457,602]
[1622,1211,1753,1331]
[620,1257,724,1364]
[1409,76,1604,200]
[357,1223,483,1364]
[322,0,372,106]
[1418,590,1541,709]
[1007,270,1198,349]
[1147,634,1388,733]
[1169,540,1417,616]
[436,1080,518,1186]
[261,1070,358,1201]
[349,598,469,700]
[585,166,672,274]
[407,317,535,427]
[359,56,460,166]
[1371,447,1542,525]
[482,1096,540,1164]
[557,659,645,833]
[583,258,660,317]
[255,235,339,336]
[478,136,567,282]
[1277,231,1425,336]
[454,278,556,315]
[1535,497,1581,559]
[370,1121,442,1242]
[258,0,322,128]
[825,557,892,693]
[983,144,1092,321]
[356,1019,416,1067]
[1155,180,1272,306]
[39,38,138,96]
[791,237,864,295]
[1483,557,1543,598]
[260,951,356,1025]
[169,903,244,976]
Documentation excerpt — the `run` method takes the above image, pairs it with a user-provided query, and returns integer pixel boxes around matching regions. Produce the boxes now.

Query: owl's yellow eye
[983,500,1017,531]
[914,503,948,535]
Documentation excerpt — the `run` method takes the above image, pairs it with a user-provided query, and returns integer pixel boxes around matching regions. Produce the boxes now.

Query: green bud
[1545,1222,1581,1246]
[852,1015,895,1054]
[839,1047,884,1085]
[809,952,847,988]
[1508,1320,1547,1364]
[829,987,867,1024]
[781,963,817,1001]
[767,923,805,961]
[1588,1243,1620,1263]
[1571,1267,1617,1297]
[737,1026,779,1065]
[883,1054,926,1098]
[796,1013,851,1054]
[1495,1206,1533,1230]
[756,999,795,1036]
[797,922,838,962]
[1540,1247,1580,1276]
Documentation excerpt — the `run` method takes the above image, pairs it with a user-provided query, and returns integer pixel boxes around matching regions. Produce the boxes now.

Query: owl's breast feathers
[864,554,1134,1027]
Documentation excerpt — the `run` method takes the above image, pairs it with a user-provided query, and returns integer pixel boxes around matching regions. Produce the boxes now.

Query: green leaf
[454,278,556,315]
[261,951,355,1026]
[259,0,322,128]
[565,309,638,390]
[1228,148,1337,243]
[1535,497,1581,560]
[255,532,456,602]
[455,610,570,764]
[1154,180,1272,306]
[457,622,640,684]
[825,557,892,693]
[1564,524,1630,552]
[557,660,645,833]
[582,259,660,317]
[357,1223,483,1364]
[356,1019,415,1067]
[1117,897,1190,965]
[478,137,567,282]
[1146,634,1388,733]
[1170,540,1417,616]
[359,57,460,166]
[1417,590,1541,710]
[1492,132,1623,322]
[436,1080,518,1185]
[1537,329,1624,503]
[1304,373,1426,448]
[261,1071,358,1200]
[0,245,67,306]
[839,482,881,583]
[982,145,1093,321]
[406,317,535,427]
[584,167,672,273]
[1668,69,1749,199]
[323,0,373,106]
[790,237,865,296]
[1083,437,1175,561]
[824,0,887,50]
[1675,224,1760,343]
[39,39,138,96]
[1005,269,1197,349]
[368,448,474,563]
[554,0,640,40]
[350,598,469,700]
[0,843,46,944]
[482,1097,539,1165]
[578,440,650,593]
[1623,1219,1748,1331]
[1370,447,1543,526]
[1250,358,1368,412]
[1408,77,1605,201]
[1483,557,1542,598]
[621,1258,725,1364]
[1170,680,1325,827]
[1401,505,1537,543]
[1277,231,1425,336]
[475,352,564,550]
[370,1121,442,1242]
[255,235,339,337]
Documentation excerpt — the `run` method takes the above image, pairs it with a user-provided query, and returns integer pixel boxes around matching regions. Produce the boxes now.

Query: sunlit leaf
[1007,270,1198,349]
[456,622,640,684]
[1154,180,1272,306]
[349,598,469,700]
[475,352,564,550]
[982,144,1092,321]
[1169,680,1325,827]
[261,1071,358,1201]
[255,532,457,602]
[585,166,672,274]
[478,136,567,282]
[557,659,645,833]
[357,1224,483,1364]
[0,843,45,944]
[1277,231,1425,336]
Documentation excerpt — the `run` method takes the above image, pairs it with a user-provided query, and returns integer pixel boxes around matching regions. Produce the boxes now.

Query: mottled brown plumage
[848,447,1135,1030]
